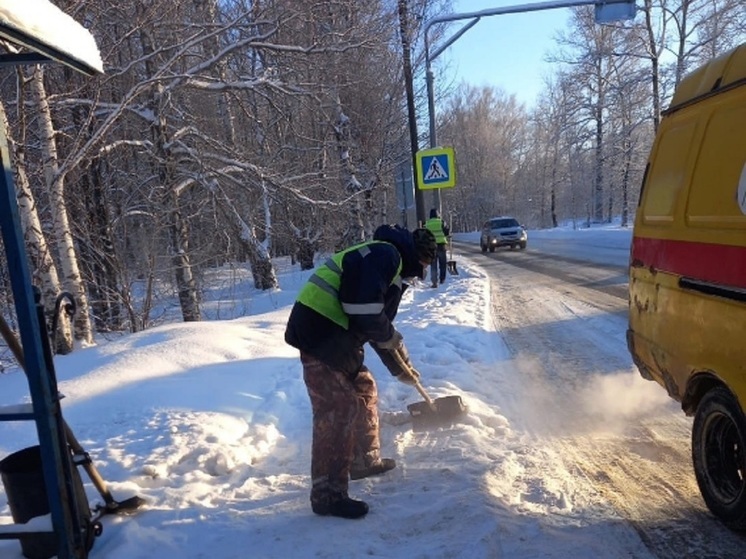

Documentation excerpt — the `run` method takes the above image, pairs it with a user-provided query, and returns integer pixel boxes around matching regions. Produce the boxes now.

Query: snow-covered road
[464,239,746,558]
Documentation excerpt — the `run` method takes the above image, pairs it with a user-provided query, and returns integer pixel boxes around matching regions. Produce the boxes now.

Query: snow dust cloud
[578,370,677,428]
[498,355,676,436]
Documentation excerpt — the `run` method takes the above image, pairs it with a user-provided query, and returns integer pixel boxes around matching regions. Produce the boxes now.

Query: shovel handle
[413,379,433,404]
[413,379,438,412]
[383,340,438,411]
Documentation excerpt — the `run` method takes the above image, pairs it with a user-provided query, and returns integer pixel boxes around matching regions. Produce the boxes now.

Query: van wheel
[480,243,487,253]
[519,242,527,250]
[692,386,746,531]
[489,246,495,253]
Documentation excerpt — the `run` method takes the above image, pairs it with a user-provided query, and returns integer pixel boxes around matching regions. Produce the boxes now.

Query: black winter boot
[312,495,369,519]
[350,458,396,481]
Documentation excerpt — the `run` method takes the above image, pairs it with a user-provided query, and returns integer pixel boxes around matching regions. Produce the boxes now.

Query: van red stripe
[631,236,746,289]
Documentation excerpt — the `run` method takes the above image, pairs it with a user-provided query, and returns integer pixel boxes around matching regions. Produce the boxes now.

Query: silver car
[480,216,527,252]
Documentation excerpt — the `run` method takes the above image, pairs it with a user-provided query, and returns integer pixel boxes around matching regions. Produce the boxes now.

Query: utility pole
[398,0,426,226]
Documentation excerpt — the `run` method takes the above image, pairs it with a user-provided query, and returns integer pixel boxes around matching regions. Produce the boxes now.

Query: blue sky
[437,0,570,107]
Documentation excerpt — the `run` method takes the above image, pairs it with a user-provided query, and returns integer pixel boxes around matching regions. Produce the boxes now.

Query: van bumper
[626,329,654,381]
[626,328,683,402]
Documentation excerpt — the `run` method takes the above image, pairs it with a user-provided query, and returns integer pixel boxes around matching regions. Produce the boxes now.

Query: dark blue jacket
[285,226,420,376]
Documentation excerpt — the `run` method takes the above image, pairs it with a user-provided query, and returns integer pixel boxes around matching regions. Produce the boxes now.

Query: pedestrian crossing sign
[416,147,456,190]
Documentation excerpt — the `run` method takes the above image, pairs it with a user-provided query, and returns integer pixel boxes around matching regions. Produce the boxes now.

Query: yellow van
[627,42,746,531]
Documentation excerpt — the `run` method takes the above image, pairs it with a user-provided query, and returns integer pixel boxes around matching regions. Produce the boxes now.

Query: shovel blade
[447,261,459,275]
[96,495,147,517]
[407,395,466,431]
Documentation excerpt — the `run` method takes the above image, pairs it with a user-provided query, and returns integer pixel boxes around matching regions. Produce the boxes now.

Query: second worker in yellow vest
[424,208,450,288]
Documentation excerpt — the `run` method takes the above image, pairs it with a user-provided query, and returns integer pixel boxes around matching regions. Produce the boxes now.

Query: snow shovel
[65,423,146,519]
[375,344,466,430]
[446,239,459,275]
[407,379,467,430]
[0,310,146,518]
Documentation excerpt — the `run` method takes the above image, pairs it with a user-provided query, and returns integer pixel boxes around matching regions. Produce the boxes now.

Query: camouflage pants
[300,351,380,504]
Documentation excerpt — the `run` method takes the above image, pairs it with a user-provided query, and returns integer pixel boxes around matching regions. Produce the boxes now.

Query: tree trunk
[332,94,365,247]
[621,136,632,228]
[593,86,605,223]
[31,67,93,347]
[214,189,278,290]
[168,188,201,322]
[644,0,662,132]
[77,159,125,331]
[297,237,316,271]
[0,99,72,353]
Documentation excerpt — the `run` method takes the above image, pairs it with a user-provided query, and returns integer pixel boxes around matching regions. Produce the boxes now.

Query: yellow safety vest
[296,241,402,329]
[425,218,446,244]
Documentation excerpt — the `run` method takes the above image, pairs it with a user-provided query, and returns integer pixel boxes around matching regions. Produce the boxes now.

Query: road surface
[456,237,746,558]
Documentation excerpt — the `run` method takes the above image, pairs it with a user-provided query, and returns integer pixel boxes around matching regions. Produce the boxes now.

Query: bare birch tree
[29,67,94,345]
[0,98,72,352]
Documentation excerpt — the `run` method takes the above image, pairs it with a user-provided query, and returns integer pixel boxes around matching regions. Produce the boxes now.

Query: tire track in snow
[478,253,746,558]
